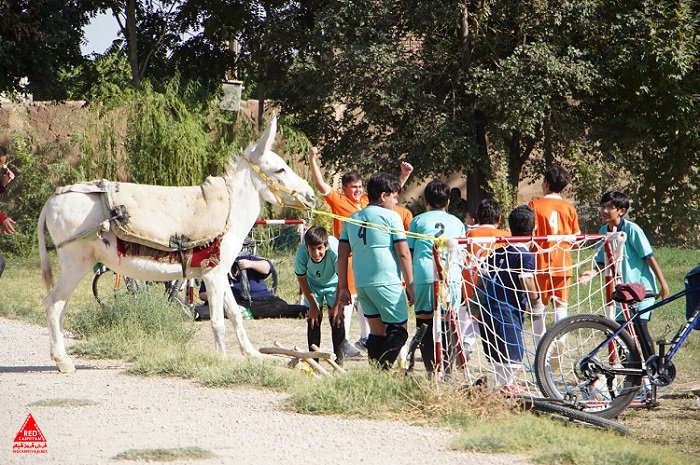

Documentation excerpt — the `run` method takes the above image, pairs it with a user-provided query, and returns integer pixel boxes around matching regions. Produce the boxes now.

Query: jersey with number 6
[529,194,581,276]
[339,205,407,288]
[408,210,466,284]
[294,236,339,293]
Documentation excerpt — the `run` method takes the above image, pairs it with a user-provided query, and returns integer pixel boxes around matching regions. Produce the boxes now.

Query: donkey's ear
[251,114,277,159]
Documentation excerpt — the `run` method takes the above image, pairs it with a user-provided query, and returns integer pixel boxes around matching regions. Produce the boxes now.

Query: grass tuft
[28,398,99,407]
[113,446,214,461]
[453,413,687,465]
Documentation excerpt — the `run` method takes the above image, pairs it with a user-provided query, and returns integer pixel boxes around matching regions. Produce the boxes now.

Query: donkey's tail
[38,202,54,290]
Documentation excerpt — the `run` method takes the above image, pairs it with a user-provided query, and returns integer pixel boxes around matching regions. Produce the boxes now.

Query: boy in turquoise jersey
[295,226,345,363]
[338,172,415,369]
[581,191,669,355]
[408,181,466,372]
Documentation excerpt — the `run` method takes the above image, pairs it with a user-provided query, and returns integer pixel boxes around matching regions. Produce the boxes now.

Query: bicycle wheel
[528,398,629,434]
[92,269,141,306]
[535,314,642,419]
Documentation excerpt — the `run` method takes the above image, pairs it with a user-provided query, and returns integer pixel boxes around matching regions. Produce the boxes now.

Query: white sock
[458,305,480,347]
[532,315,546,345]
[554,303,569,323]
[356,300,370,340]
[343,303,353,340]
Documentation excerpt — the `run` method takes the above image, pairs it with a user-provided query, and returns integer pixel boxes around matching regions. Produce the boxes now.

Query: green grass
[3,252,700,465]
[113,447,215,461]
[454,413,687,465]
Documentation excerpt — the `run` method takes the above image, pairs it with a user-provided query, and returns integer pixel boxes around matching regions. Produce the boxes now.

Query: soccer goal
[429,231,627,395]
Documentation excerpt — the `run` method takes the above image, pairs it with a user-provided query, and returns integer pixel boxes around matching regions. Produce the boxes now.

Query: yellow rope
[310,208,444,243]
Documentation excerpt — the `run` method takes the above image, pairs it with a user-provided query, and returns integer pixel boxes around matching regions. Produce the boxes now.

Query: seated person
[198,251,307,320]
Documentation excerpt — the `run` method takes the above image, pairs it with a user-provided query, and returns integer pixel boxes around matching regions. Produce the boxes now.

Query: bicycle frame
[586,286,700,379]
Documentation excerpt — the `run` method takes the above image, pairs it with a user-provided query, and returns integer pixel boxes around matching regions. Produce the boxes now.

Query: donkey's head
[240,115,315,210]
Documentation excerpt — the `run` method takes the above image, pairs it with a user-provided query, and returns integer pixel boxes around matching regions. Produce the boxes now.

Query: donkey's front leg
[203,274,229,356]
[223,286,258,356]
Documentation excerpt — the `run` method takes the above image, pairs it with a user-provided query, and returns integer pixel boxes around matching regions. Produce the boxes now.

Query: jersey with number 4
[529,194,581,276]
[408,210,466,284]
[339,205,407,288]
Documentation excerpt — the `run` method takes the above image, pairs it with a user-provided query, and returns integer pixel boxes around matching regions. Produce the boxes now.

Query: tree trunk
[126,0,140,89]
[467,109,491,214]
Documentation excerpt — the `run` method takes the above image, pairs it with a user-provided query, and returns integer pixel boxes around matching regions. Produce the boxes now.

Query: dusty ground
[0,318,531,465]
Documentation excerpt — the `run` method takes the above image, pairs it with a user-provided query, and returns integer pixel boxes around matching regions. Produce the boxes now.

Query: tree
[281,1,600,212]
[0,0,93,100]
[586,0,700,245]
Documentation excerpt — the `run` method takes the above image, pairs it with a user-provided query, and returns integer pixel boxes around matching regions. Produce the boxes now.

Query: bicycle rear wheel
[92,269,141,306]
[535,314,643,419]
[527,398,629,434]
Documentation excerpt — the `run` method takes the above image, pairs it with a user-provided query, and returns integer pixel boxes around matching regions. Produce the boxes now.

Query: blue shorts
[414,282,462,316]
[357,284,408,325]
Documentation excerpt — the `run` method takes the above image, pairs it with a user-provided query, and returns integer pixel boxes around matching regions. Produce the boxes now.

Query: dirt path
[0,318,530,465]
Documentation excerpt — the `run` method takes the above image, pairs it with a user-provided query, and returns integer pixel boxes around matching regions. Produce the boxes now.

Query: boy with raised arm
[337,172,415,369]
[308,147,413,354]
[295,226,346,364]
[408,181,465,372]
[528,165,580,344]
[479,205,539,393]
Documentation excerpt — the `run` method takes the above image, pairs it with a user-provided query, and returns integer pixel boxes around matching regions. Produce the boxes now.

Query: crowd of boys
[296,153,668,397]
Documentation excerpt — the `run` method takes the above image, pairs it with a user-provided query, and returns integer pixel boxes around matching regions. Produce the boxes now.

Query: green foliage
[0,1,92,99]
[0,132,81,256]
[79,77,258,186]
[487,153,518,229]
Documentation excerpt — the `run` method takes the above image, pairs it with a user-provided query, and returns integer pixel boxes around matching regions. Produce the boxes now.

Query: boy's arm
[297,274,322,328]
[238,258,271,276]
[337,242,352,306]
[398,161,413,188]
[309,147,332,195]
[645,255,670,300]
[394,240,415,305]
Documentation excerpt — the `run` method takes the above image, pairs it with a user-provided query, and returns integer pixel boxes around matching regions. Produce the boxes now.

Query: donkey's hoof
[56,360,76,374]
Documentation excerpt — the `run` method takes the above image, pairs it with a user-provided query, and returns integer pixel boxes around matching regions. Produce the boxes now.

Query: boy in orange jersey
[462,199,511,351]
[309,146,413,353]
[528,165,581,344]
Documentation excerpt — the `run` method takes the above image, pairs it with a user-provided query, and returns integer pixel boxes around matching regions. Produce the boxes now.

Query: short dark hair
[0,145,6,157]
[341,171,362,186]
[600,191,630,211]
[366,172,401,202]
[508,205,535,236]
[424,180,450,209]
[304,225,329,247]
[544,165,571,193]
[477,198,501,225]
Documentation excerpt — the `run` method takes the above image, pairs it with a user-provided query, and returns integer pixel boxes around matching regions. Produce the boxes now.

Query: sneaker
[499,385,525,398]
[342,340,362,358]
[354,338,368,352]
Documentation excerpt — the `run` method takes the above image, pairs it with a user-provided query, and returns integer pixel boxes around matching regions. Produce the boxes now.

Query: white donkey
[38,116,315,373]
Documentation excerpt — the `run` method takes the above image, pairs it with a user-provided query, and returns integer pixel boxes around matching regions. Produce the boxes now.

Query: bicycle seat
[612,283,655,304]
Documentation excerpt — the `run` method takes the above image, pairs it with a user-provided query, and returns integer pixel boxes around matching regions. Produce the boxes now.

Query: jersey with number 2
[339,205,407,288]
[408,210,466,284]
